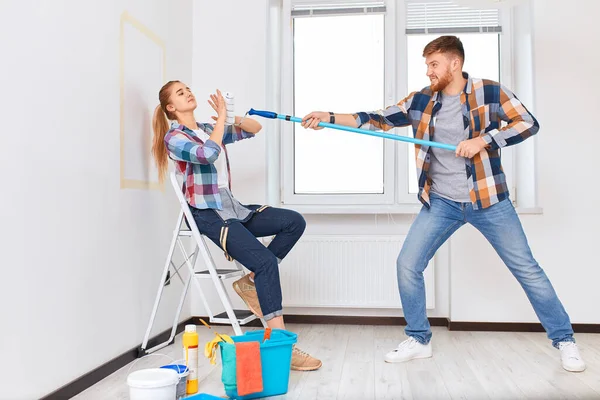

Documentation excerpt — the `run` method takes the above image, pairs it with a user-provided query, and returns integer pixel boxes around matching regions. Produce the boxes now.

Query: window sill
[514,206,544,215]
[281,204,422,215]
[278,204,544,215]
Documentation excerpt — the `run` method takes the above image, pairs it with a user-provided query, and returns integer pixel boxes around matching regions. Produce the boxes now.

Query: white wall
[190,0,271,316]
[512,0,537,209]
[0,0,193,398]
[192,0,268,205]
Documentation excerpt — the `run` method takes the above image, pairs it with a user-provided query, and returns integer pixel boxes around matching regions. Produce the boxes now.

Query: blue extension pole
[247,108,457,152]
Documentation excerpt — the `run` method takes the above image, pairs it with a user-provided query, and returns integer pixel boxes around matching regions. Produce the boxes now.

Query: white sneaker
[558,342,586,372]
[384,337,432,363]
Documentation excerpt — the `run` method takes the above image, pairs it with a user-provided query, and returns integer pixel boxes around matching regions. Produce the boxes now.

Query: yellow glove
[204,333,234,365]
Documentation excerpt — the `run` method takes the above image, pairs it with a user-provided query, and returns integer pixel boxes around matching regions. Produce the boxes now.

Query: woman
[151,80,321,371]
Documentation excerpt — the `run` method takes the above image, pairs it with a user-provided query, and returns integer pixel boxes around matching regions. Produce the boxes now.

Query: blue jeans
[397,193,574,348]
[190,205,306,320]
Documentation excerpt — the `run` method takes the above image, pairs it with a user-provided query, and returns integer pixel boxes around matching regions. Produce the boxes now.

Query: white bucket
[127,368,179,400]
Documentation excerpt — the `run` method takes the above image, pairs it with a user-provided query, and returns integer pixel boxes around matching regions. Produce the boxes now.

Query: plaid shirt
[354,72,539,209]
[165,122,255,209]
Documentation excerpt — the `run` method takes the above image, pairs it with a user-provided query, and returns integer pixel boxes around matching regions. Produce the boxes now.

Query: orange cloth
[235,341,263,396]
[263,327,272,342]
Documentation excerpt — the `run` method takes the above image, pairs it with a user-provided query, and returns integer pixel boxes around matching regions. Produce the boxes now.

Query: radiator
[279,235,435,309]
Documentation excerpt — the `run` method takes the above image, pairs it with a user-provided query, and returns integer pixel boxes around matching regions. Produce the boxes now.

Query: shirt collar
[170,121,202,131]
[431,71,472,102]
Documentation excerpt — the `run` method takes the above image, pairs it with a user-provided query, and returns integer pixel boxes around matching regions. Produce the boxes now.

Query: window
[281,0,513,210]
[294,14,385,195]
[282,0,394,206]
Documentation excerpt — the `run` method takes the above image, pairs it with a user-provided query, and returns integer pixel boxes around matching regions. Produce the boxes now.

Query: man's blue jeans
[397,193,574,348]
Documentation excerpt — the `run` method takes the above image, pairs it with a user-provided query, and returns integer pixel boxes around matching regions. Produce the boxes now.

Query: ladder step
[179,230,193,236]
[212,310,258,325]
[196,269,244,280]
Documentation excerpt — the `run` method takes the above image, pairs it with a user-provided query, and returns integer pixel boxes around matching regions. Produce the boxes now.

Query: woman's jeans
[191,205,306,320]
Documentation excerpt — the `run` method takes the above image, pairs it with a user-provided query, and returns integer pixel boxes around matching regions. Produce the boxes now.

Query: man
[301,36,585,372]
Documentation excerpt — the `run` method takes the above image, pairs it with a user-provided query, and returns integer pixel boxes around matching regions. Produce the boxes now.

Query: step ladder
[139,172,266,356]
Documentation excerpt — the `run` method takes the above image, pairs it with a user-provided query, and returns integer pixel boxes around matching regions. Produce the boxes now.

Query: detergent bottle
[182,324,199,394]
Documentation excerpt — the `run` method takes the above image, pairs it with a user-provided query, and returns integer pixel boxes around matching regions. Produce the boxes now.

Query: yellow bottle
[183,324,199,394]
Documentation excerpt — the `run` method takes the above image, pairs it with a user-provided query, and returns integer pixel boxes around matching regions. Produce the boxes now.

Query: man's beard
[430,69,453,92]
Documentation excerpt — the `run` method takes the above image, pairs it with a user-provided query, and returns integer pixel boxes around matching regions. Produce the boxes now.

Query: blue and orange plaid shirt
[354,72,539,209]
[165,121,255,209]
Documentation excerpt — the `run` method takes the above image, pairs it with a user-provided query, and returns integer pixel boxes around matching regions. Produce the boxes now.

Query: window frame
[281,1,396,206]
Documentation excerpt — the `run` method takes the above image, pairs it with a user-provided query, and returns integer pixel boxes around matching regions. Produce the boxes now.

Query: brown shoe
[291,346,322,371]
[232,274,263,318]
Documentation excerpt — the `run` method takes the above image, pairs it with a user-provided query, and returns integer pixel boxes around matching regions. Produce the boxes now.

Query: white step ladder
[139,172,266,356]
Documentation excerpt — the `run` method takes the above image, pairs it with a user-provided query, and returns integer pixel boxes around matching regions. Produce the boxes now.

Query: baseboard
[190,315,449,327]
[274,314,450,326]
[200,314,600,333]
[277,315,600,333]
[447,321,600,333]
[40,317,195,400]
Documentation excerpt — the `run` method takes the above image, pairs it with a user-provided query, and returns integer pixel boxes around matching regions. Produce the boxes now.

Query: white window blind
[292,0,386,16]
[406,1,501,34]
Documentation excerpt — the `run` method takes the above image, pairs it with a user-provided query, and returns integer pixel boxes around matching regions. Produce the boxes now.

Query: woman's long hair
[151,80,179,183]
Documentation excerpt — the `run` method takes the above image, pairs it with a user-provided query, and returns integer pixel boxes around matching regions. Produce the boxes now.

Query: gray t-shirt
[428,93,471,202]
[215,187,253,222]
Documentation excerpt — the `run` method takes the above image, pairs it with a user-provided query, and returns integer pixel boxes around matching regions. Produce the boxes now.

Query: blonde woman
[151,80,321,371]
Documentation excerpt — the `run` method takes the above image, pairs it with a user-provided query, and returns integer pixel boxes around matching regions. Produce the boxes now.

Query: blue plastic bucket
[159,364,188,399]
[218,329,297,400]
[181,394,223,400]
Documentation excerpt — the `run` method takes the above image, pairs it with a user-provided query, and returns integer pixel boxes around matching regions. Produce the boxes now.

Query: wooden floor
[73,324,600,400]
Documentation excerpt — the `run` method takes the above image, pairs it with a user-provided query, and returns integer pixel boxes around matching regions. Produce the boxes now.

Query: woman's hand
[208,89,227,122]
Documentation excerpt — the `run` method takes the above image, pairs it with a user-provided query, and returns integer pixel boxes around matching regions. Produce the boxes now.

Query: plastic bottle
[182,324,199,394]
[224,92,235,125]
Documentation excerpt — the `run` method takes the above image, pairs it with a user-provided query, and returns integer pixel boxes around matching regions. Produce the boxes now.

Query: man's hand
[455,137,487,158]
[301,111,329,130]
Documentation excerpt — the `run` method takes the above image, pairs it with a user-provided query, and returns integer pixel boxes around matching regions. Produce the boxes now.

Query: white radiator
[279,235,435,309]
